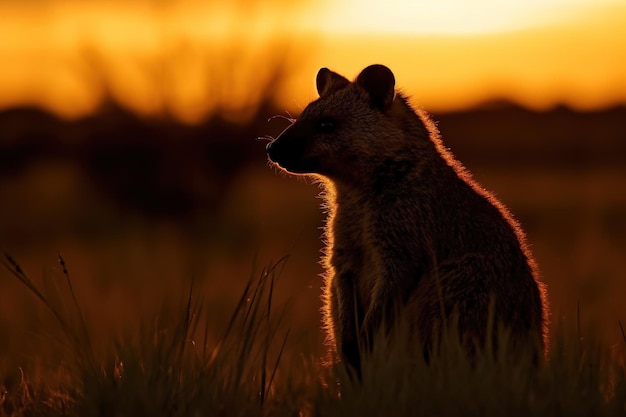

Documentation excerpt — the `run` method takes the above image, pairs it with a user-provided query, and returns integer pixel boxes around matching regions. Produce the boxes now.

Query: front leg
[360,282,394,350]
[360,263,421,350]
[329,271,364,378]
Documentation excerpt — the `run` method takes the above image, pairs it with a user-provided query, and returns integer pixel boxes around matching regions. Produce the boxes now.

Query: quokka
[267,64,549,375]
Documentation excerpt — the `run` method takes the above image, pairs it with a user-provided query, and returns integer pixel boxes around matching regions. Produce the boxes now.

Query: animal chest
[331,204,382,312]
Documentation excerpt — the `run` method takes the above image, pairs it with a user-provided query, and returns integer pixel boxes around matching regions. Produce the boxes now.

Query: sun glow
[289,0,626,111]
[310,0,619,35]
[0,0,625,120]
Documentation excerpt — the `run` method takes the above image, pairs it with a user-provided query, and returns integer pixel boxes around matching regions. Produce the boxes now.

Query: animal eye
[316,117,337,133]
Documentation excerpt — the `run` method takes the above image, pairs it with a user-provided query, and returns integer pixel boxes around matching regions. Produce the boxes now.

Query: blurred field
[0,82,626,415]
[1,98,626,358]
[0,98,626,358]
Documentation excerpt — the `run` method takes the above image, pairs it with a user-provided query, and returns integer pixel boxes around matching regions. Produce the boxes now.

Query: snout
[266,135,297,169]
[265,123,298,167]
[265,122,314,174]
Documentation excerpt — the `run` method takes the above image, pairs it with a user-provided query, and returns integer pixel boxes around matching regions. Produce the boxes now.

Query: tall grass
[1,252,625,416]
[1,253,296,417]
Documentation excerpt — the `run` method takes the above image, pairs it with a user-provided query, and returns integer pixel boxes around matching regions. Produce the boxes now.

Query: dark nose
[266,141,273,151]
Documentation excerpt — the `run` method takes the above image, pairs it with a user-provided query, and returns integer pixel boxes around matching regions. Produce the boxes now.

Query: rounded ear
[356,64,396,111]
[316,68,350,97]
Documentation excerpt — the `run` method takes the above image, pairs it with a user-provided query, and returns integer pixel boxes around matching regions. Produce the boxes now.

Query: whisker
[268,114,296,124]
[256,135,275,142]
[261,111,296,143]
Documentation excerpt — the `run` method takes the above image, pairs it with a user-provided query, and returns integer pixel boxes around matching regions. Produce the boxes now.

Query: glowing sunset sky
[0,0,624,121]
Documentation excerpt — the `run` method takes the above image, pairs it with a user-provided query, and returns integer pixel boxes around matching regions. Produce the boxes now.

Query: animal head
[267,64,433,183]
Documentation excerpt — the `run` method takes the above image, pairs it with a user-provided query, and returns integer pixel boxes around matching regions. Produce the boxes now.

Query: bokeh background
[1,0,625,358]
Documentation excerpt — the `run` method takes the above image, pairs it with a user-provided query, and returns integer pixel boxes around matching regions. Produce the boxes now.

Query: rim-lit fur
[267,64,550,376]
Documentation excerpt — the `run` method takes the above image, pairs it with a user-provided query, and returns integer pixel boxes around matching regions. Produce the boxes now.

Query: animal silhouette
[267,64,549,375]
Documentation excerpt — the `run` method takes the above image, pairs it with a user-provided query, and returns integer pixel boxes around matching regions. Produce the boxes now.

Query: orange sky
[0,1,625,121]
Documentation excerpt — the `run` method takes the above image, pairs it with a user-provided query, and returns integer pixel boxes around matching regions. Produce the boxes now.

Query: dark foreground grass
[1,253,625,417]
